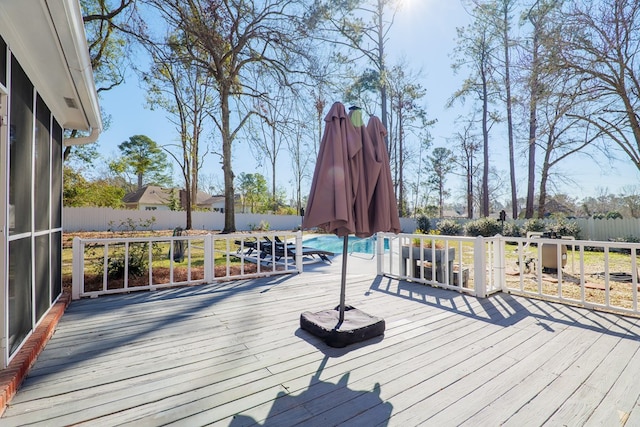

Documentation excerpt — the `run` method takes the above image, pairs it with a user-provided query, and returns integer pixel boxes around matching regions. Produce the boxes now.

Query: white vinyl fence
[64,208,640,241]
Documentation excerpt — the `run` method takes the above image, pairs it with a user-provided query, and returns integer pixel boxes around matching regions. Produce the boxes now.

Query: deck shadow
[368,275,640,341]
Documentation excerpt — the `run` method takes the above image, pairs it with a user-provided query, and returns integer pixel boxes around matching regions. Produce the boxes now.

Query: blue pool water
[302,235,388,255]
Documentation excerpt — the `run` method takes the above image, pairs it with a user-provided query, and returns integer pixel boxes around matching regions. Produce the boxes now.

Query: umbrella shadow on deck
[230,336,393,427]
[368,275,640,341]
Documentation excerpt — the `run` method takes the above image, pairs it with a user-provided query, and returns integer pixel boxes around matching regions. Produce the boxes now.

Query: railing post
[71,237,82,300]
[494,235,506,292]
[376,232,383,276]
[473,236,486,298]
[295,231,303,272]
[204,234,213,283]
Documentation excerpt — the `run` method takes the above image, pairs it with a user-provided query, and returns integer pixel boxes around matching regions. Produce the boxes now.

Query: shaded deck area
[3,255,640,426]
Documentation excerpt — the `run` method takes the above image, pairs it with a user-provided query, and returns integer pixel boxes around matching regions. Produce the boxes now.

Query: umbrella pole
[339,235,348,323]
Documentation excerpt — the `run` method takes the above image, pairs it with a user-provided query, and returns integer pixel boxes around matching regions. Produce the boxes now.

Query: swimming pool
[302,235,386,255]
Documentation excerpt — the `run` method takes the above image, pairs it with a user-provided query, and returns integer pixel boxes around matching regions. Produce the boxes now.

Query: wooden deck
[3,254,640,426]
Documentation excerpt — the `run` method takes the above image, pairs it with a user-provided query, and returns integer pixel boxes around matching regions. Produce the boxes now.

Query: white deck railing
[376,233,502,297]
[71,229,640,317]
[377,232,640,317]
[72,231,303,299]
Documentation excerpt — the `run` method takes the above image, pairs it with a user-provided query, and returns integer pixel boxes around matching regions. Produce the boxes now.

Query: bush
[416,215,431,233]
[501,222,522,237]
[523,218,546,235]
[463,217,502,237]
[548,218,581,239]
[107,246,148,279]
[436,219,463,236]
[249,220,270,231]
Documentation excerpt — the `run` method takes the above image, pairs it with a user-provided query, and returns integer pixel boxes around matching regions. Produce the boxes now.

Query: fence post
[473,236,486,298]
[71,237,82,300]
[204,234,213,283]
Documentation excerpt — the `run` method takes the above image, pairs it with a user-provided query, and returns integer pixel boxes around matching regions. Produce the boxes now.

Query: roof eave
[0,0,102,145]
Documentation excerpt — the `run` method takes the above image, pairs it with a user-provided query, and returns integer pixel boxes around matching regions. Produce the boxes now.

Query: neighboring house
[203,194,226,212]
[123,185,226,211]
[0,0,102,369]
[206,194,248,213]
[123,185,175,211]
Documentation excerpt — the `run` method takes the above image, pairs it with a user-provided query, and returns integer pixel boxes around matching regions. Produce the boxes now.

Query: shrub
[249,220,270,231]
[523,218,546,235]
[416,215,431,233]
[436,219,463,236]
[108,217,156,233]
[411,229,444,248]
[463,217,502,237]
[501,222,522,237]
[107,244,149,279]
[606,211,623,219]
[548,218,581,239]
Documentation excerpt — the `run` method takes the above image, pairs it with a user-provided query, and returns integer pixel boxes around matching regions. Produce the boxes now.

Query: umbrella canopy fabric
[367,115,402,234]
[302,102,361,237]
[349,108,381,237]
[303,102,401,238]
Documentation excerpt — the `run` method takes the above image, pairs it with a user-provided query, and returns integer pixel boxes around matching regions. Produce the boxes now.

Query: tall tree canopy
[112,134,173,191]
[141,0,315,232]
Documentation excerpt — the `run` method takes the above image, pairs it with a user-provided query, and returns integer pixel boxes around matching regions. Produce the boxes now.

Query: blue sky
[95,0,640,203]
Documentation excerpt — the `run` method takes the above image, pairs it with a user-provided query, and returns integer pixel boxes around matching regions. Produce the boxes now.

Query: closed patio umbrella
[300,102,400,348]
[367,115,401,234]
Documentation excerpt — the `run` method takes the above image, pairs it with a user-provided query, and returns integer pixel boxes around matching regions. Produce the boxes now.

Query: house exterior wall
[0,37,65,367]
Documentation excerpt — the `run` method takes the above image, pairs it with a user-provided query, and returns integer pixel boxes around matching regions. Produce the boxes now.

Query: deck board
[3,254,640,426]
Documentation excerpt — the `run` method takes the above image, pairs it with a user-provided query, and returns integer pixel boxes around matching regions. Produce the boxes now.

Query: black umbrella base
[300,306,385,348]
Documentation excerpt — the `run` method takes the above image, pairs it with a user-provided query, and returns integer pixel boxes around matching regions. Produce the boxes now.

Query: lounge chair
[234,238,263,256]
[265,238,334,264]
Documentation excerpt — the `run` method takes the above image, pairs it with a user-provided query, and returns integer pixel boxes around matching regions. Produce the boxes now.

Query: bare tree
[386,63,432,215]
[561,0,640,172]
[142,0,314,232]
[450,2,501,217]
[451,115,481,219]
[427,147,456,218]
[245,82,294,210]
[139,31,215,229]
[65,0,138,160]
[309,0,403,148]
[521,0,560,218]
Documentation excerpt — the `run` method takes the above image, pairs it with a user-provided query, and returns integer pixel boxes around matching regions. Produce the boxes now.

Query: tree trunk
[398,110,405,216]
[526,9,541,219]
[271,126,277,211]
[377,0,390,156]
[537,131,553,219]
[481,65,490,217]
[503,3,517,219]
[221,87,236,233]
[467,154,474,219]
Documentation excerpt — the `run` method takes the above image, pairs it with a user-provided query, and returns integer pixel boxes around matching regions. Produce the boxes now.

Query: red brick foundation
[0,292,70,416]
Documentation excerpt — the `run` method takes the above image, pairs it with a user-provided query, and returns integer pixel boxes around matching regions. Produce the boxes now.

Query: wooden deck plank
[582,341,640,425]
[546,331,640,425]
[424,315,628,425]
[3,255,640,426]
